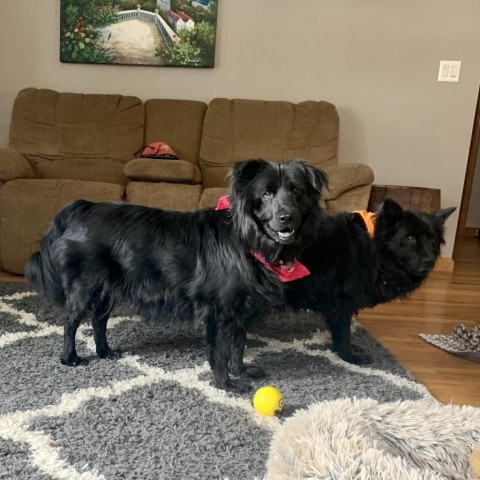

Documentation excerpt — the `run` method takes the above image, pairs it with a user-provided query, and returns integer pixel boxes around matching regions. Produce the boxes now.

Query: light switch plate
[438,60,461,82]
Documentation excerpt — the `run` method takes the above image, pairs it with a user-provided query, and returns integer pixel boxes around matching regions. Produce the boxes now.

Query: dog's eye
[406,234,416,243]
[291,186,301,194]
[263,191,274,198]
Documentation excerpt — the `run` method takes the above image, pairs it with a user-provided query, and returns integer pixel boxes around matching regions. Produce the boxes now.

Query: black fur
[285,199,456,364]
[25,159,327,392]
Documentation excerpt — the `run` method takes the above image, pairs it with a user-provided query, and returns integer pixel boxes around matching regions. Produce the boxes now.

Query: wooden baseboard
[434,257,455,272]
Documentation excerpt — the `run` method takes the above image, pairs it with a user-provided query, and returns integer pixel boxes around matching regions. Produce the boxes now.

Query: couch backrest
[199,98,339,188]
[9,88,145,185]
[144,99,207,167]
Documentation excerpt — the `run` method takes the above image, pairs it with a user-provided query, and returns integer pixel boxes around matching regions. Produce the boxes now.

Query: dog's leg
[207,317,251,393]
[229,328,266,379]
[326,311,372,365]
[61,303,88,367]
[92,298,120,361]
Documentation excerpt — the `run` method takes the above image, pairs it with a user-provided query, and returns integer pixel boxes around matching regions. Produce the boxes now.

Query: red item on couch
[140,141,179,159]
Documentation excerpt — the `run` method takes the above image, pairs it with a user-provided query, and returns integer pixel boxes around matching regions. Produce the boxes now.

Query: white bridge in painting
[116,7,178,46]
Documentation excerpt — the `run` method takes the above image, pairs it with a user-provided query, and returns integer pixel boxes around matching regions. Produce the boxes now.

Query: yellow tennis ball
[253,386,284,416]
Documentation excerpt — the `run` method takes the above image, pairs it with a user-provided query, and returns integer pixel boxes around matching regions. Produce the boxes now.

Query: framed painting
[60,0,218,67]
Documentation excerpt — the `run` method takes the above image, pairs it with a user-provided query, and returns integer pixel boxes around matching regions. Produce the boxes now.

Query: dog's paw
[351,344,366,354]
[352,353,373,365]
[97,348,121,360]
[239,366,267,379]
[227,379,252,394]
[337,350,373,365]
[60,355,89,367]
[214,378,252,394]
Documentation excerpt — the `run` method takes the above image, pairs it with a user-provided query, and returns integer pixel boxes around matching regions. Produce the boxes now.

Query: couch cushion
[199,98,339,188]
[144,99,207,167]
[198,187,228,209]
[0,148,36,182]
[323,163,375,201]
[9,88,144,184]
[35,157,128,185]
[0,179,125,274]
[126,182,202,211]
[325,184,372,213]
[124,158,201,184]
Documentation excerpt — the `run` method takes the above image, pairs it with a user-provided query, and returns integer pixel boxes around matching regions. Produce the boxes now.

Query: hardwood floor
[359,234,480,407]
[2,235,479,407]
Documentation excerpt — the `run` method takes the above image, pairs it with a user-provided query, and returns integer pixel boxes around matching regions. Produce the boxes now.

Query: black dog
[25,159,327,392]
[285,199,456,364]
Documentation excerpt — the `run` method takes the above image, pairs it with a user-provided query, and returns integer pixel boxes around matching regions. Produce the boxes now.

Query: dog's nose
[278,214,291,224]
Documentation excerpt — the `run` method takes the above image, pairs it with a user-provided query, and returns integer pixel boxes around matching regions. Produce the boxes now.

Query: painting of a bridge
[60,0,218,67]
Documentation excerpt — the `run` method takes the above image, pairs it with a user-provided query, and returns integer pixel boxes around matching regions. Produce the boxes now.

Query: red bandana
[215,196,310,282]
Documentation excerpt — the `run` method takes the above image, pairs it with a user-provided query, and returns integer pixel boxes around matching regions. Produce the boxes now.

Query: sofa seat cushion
[33,157,129,185]
[125,158,201,184]
[0,179,125,274]
[126,182,202,211]
[198,187,229,209]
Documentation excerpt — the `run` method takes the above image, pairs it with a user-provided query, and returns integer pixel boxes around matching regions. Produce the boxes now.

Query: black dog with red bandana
[25,159,327,393]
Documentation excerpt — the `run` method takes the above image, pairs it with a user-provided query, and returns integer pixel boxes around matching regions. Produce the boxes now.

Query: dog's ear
[231,159,269,185]
[435,206,456,224]
[378,198,404,229]
[381,199,404,216]
[302,163,329,195]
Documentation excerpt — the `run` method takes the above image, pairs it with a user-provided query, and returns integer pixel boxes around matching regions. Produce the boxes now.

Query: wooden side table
[368,185,441,213]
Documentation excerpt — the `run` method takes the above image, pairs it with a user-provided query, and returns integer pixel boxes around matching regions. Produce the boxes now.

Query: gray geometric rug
[0,282,432,480]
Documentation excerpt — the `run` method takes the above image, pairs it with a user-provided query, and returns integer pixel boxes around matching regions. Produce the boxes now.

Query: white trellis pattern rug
[0,283,477,479]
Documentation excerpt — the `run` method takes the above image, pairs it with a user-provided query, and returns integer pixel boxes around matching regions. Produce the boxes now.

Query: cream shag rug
[266,398,480,480]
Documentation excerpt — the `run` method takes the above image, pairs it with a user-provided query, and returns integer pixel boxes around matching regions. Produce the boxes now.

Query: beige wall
[1,0,479,257]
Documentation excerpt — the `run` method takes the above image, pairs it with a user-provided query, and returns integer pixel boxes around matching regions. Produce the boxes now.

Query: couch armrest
[124,158,201,184]
[322,163,374,201]
[0,148,36,182]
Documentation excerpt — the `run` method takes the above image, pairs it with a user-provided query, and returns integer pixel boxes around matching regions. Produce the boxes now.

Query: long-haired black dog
[25,159,327,392]
[285,198,456,364]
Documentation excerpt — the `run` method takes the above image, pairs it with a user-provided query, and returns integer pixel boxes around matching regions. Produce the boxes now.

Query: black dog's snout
[278,213,292,224]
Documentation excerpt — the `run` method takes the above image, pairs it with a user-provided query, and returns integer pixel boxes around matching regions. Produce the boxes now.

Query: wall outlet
[438,60,461,82]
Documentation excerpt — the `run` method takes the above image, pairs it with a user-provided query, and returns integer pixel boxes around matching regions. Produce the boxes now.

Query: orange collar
[353,210,376,238]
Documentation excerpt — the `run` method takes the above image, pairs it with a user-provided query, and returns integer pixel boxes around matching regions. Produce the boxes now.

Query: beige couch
[0,88,374,274]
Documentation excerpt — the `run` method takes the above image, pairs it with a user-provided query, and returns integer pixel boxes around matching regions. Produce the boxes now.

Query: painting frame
[60,0,218,68]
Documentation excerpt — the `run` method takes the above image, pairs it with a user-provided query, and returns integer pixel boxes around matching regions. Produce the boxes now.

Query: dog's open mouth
[278,228,295,241]
[265,225,296,244]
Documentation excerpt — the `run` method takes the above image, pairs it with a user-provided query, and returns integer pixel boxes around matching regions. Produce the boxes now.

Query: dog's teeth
[278,231,294,239]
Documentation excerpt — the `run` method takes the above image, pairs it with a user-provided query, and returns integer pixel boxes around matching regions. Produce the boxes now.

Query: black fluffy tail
[25,199,93,306]
[25,249,65,305]
[25,234,65,306]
